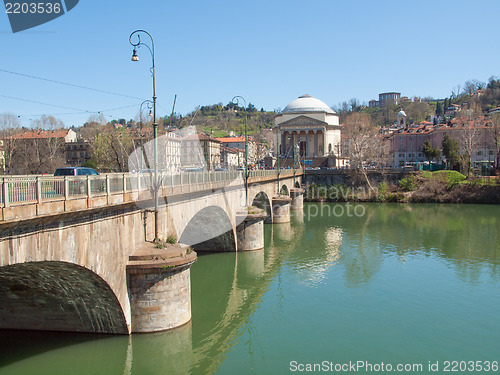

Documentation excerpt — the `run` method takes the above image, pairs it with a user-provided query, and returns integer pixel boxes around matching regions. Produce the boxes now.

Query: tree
[29,115,67,174]
[342,113,384,190]
[0,113,21,173]
[422,139,433,164]
[436,101,444,116]
[91,127,134,172]
[422,139,441,164]
[455,103,482,177]
[488,113,500,169]
[442,134,460,169]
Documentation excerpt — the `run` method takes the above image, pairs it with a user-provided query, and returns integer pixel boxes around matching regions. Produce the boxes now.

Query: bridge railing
[0,168,302,208]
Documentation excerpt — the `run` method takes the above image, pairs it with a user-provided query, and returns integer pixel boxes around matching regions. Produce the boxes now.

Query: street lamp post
[232,96,248,206]
[139,99,154,171]
[129,29,159,242]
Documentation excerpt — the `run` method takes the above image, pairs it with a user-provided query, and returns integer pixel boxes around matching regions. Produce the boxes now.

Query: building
[181,134,221,171]
[275,94,342,167]
[3,128,78,174]
[65,140,91,166]
[220,146,244,169]
[215,136,267,163]
[369,92,402,108]
[379,92,401,107]
[10,128,77,143]
[386,120,497,168]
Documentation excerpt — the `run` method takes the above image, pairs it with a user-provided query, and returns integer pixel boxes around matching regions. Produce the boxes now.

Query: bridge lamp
[231,96,248,207]
[129,29,159,242]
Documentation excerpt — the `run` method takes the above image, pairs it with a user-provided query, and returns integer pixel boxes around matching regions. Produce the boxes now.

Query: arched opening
[251,191,272,224]
[179,206,236,252]
[294,181,301,188]
[328,143,332,153]
[280,184,289,196]
[0,261,128,334]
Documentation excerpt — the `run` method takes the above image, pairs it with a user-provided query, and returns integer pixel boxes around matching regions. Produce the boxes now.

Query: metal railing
[0,169,301,207]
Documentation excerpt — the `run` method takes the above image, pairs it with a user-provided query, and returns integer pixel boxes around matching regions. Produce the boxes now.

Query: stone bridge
[0,169,303,334]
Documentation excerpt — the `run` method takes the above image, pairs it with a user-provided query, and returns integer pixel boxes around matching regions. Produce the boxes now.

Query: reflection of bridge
[0,169,303,334]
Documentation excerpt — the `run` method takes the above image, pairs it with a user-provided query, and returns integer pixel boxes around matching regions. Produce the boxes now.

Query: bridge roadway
[0,169,303,334]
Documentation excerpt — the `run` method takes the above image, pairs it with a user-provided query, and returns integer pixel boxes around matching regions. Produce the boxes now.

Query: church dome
[282,94,336,114]
[397,110,407,117]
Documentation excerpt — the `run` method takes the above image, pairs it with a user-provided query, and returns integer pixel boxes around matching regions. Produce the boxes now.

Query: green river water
[0,203,499,375]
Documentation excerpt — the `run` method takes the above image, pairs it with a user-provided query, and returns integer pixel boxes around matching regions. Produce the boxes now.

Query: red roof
[216,136,253,143]
[9,129,70,139]
[183,134,221,142]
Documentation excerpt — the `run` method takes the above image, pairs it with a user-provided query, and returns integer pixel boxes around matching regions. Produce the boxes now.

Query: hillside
[161,103,275,142]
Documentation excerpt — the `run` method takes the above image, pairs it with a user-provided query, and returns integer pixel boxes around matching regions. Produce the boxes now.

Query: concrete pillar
[305,131,309,158]
[272,195,292,223]
[127,244,197,333]
[290,188,304,210]
[314,130,318,157]
[236,210,267,251]
[281,132,286,157]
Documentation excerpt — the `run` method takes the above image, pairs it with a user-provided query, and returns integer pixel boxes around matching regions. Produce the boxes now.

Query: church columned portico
[280,128,326,158]
[275,95,342,167]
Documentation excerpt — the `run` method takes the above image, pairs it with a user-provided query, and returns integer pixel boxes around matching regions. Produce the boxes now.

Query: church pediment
[279,115,327,128]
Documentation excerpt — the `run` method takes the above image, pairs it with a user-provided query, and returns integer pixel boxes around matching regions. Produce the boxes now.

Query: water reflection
[329,203,500,283]
[0,203,498,374]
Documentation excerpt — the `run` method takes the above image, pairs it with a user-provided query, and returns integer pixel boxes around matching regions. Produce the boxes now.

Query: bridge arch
[179,206,236,252]
[280,184,289,196]
[251,191,272,224]
[294,181,301,188]
[0,261,128,334]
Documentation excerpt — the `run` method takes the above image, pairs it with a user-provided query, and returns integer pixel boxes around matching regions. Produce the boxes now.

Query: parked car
[54,167,99,194]
[54,167,99,176]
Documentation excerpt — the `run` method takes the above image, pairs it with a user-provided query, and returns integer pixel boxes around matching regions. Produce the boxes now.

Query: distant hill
[162,103,275,142]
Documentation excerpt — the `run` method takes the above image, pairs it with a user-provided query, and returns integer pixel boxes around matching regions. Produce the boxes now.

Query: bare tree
[30,115,66,173]
[343,113,385,190]
[456,103,482,177]
[0,113,22,173]
[488,113,500,169]
[92,126,134,172]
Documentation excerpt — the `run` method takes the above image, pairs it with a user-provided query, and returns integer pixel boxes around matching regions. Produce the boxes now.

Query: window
[328,144,332,153]
[477,151,482,156]
[399,153,404,157]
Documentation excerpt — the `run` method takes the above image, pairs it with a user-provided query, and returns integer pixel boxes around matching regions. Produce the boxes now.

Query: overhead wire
[0,68,146,101]
[0,68,173,121]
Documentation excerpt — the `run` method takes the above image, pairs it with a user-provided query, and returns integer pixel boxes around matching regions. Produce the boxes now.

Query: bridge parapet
[0,169,302,222]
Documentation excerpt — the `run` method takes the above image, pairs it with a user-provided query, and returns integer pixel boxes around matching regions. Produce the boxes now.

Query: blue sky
[1,0,499,127]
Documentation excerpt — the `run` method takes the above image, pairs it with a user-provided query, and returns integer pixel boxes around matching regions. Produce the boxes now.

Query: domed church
[275,94,342,167]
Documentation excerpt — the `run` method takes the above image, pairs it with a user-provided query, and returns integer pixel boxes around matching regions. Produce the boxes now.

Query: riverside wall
[303,169,407,187]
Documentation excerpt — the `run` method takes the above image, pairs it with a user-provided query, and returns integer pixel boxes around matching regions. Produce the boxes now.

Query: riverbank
[304,170,500,204]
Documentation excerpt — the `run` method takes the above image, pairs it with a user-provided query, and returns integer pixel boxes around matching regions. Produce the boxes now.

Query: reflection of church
[275,95,342,167]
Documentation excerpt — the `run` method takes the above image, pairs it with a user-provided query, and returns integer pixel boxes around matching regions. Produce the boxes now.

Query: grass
[399,174,417,191]
[421,170,467,189]
[166,234,177,244]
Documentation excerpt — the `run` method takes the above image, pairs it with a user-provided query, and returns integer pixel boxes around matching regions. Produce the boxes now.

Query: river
[0,203,499,375]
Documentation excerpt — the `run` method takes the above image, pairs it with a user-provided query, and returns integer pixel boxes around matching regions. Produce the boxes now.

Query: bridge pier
[127,244,197,333]
[236,209,267,251]
[272,195,292,224]
[290,188,304,210]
